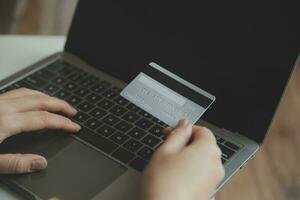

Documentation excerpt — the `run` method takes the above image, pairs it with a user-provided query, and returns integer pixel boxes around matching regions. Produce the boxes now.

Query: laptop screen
[65,0,299,143]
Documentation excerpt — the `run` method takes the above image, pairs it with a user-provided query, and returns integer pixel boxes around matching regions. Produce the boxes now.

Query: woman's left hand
[0,88,80,174]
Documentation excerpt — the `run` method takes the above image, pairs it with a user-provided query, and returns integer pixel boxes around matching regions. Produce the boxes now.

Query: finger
[3,94,77,116]
[160,119,192,154]
[0,88,44,100]
[0,153,47,174]
[0,111,81,139]
[191,126,217,144]
[163,125,212,135]
[162,126,173,136]
[164,126,216,142]
[189,126,221,157]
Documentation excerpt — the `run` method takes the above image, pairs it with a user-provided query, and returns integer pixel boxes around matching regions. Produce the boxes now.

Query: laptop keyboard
[0,61,240,171]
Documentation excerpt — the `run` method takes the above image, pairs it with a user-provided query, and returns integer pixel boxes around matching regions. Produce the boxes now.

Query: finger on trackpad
[12,140,126,200]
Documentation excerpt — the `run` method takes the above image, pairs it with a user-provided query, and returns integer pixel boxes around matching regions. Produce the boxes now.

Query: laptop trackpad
[12,139,126,200]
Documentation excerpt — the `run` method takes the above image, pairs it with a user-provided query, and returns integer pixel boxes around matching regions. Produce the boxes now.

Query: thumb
[161,119,192,154]
[0,154,47,174]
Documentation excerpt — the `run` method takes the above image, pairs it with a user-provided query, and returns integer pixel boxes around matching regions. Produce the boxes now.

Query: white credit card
[121,62,216,127]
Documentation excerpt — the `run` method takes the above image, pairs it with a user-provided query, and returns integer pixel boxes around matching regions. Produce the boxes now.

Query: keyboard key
[74,87,90,97]
[135,118,154,130]
[34,68,56,79]
[102,89,118,99]
[16,80,34,89]
[217,137,225,143]
[122,112,140,123]
[67,73,86,82]
[18,84,37,91]
[111,85,121,90]
[114,121,133,132]
[86,93,102,104]
[224,141,240,151]
[126,103,141,112]
[66,95,83,106]
[84,118,103,130]
[112,148,134,164]
[102,114,120,126]
[114,96,129,106]
[151,117,166,126]
[77,101,94,112]
[218,143,235,159]
[100,80,111,87]
[76,69,89,75]
[96,124,116,137]
[137,146,154,161]
[89,107,107,119]
[53,90,71,99]
[12,82,23,89]
[72,112,90,123]
[127,127,147,140]
[111,86,122,94]
[141,135,160,148]
[109,105,127,116]
[24,76,47,87]
[47,61,63,72]
[52,76,67,85]
[139,110,152,118]
[42,84,59,94]
[57,66,73,76]
[97,99,114,109]
[80,78,95,87]
[90,83,109,93]
[130,157,147,171]
[149,125,164,138]
[109,132,129,144]
[63,82,78,91]
[3,83,17,91]
[87,74,99,82]
[123,139,142,152]
[76,128,118,154]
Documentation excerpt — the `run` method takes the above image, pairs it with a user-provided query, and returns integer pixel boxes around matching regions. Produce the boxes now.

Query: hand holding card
[121,62,215,127]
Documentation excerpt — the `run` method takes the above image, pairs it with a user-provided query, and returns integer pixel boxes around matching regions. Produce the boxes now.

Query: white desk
[0,35,66,200]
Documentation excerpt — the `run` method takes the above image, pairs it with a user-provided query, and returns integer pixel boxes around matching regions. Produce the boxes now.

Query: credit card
[121,62,216,127]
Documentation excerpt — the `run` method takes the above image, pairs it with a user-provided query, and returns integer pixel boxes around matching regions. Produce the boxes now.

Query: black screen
[65,0,300,143]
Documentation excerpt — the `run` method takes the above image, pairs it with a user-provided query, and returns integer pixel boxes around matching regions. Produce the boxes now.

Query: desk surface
[0,35,65,200]
[0,35,65,80]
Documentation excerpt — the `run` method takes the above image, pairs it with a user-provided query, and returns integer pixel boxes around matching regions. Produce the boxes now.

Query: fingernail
[178,119,189,127]
[73,108,78,114]
[67,102,78,114]
[71,107,78,115]
[72,123,81,131]
[30,159,47,171]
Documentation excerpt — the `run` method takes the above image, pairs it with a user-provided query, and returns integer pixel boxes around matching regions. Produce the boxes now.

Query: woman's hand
[0,88,80,174]
[141,119,224,200]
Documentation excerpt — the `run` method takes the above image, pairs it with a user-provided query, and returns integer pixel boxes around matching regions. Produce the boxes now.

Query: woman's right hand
[141,119,225,200]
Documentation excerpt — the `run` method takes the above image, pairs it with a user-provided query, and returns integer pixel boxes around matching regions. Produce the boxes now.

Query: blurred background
[0,1,299,200]
[0,0,77,35]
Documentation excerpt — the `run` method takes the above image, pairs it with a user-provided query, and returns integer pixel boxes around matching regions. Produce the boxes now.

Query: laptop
[0,0,299,199]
